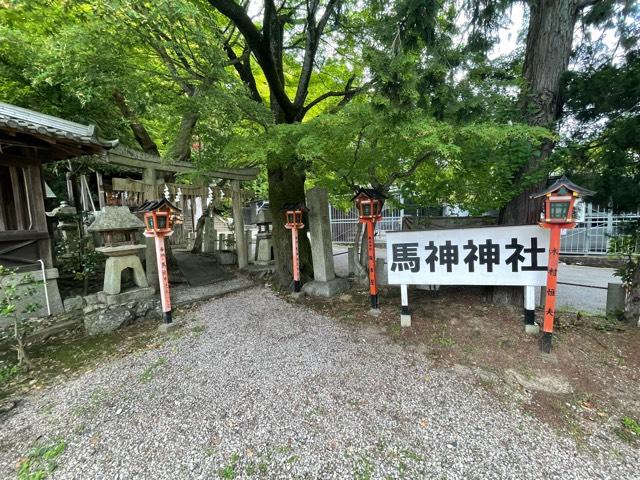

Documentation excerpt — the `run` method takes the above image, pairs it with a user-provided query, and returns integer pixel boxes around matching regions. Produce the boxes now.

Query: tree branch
[301,76,365,115]
[384,151,434,190]
[112,91,160,156]
[576,0,602,11]
[223,41,263,103]
[293,0,341,109]
[208,0,295,118]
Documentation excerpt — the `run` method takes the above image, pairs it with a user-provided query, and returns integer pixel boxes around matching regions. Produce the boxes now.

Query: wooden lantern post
[532,176,594,353]
[352,188,386,311]
[284,204,307,293]
[139,199,181,325]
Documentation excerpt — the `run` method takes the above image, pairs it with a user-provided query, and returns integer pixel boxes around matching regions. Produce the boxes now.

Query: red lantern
[351,188,387,310]
[283,204,308,293]
[532,176,594,353]
[138,199,181,326]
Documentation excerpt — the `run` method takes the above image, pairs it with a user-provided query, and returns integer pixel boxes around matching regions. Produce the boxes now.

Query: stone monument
[254,207,274,265]
[302,187,349,297]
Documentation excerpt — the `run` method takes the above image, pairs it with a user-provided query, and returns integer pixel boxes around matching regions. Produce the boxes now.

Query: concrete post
[232,180,247,269]
[606,283,626,316]
[302,187,348,297]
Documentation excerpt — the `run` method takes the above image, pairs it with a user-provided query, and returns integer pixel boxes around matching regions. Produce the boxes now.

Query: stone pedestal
[97,245,148,295]
[302,187,349,298]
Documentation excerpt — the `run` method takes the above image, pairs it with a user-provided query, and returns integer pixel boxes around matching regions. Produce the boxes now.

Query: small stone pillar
[347,247,356,275]
[232,180,248,268]
[202,217,217,253]
[145,236,159,291]
[302,187,348,297]
[245,229,253,263]
[606,283,626,316]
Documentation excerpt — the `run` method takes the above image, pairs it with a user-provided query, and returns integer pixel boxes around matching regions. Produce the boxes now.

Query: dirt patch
[297,284,640,447]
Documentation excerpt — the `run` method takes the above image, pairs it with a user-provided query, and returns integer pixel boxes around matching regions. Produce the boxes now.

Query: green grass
[17,439,66,480]
[140,356,167,382]
[616,416,640,444]
[0,363,21,384]
[353,455,374,480]
[437,337,455,348]
[218,453,239,479]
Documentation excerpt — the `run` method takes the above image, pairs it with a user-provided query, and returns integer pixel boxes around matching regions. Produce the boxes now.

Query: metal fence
[330,201,640,256]
[560,204,640,255]
[329,204,403,243]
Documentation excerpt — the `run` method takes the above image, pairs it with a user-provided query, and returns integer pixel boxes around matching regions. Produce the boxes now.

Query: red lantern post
[284,204,307,293]
[352,188,386,311]
[139,199,180,326]
[533,176,593,353]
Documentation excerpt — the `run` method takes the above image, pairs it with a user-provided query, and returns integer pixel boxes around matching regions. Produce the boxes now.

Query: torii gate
[103,145,259,268]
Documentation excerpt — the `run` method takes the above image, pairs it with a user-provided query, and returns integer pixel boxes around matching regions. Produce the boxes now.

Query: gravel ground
[0,287,636,479]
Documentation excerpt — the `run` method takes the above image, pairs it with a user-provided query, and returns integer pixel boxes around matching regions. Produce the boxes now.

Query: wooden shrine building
[0,102,118,317]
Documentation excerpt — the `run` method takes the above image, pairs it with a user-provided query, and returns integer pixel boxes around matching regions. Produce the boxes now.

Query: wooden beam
[0,180,5,230]
[0,231,49,242]
[106,146,259,180]
[9,166,25,230]
[27,163,48,232]
[96,171,106,209]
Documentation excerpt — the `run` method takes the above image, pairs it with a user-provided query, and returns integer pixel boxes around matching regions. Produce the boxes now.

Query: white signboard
[386,225,550,287]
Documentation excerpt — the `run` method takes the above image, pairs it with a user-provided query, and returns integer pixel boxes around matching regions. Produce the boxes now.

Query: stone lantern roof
[88,206,145,232]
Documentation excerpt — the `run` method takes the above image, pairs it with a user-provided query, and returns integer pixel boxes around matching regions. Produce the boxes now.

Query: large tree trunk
[168,111,200,162]
[495,0,581,306]
[500,0,579,225]
[267,164,313,287]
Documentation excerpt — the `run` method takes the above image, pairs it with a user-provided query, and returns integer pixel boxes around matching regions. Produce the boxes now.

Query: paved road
[0,288,635,478]
[333,245,618,314]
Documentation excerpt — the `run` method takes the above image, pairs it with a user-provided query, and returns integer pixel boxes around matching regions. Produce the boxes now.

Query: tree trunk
[500,0,579,225]
[168,111,200,162]
[625,261,640,326]
[267,164,313,287]
[495,0,580,306]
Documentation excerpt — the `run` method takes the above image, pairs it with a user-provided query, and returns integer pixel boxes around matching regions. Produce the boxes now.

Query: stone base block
[368,308,381,317]
[525,323,540,335]
[290,291,306,301]
[98,287,155,306]
[302,277,349,298]
[401,314,412,327]
[85,306,134,336]
[215,250,237,265]
[158,322,179,333]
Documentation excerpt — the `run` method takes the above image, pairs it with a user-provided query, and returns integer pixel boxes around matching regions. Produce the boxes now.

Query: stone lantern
[88,206,148,295]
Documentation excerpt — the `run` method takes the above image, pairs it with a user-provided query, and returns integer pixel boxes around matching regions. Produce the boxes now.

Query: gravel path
[0,287,635,479]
